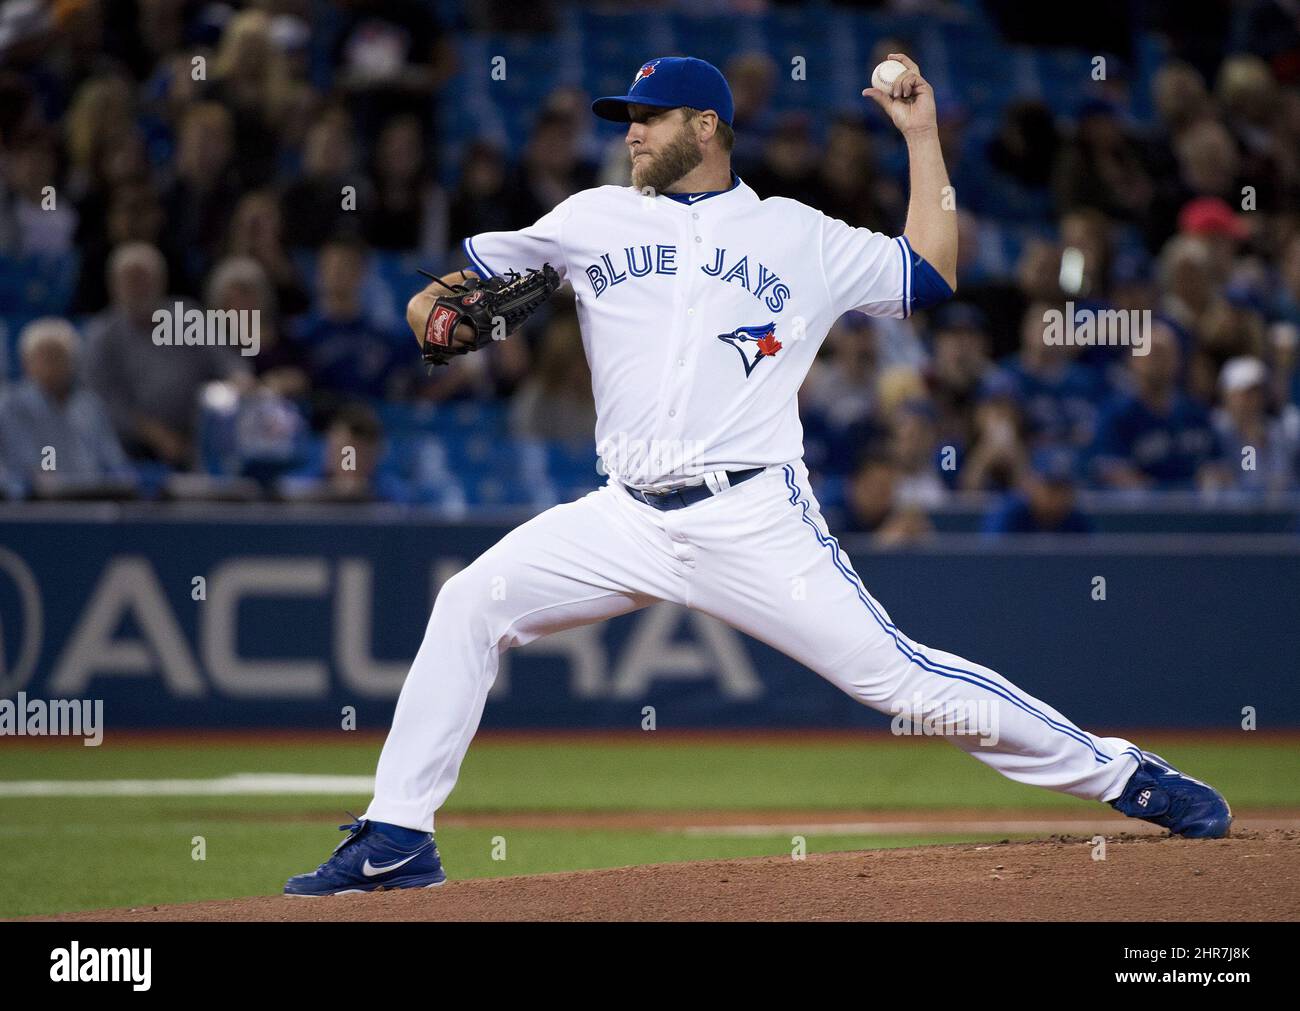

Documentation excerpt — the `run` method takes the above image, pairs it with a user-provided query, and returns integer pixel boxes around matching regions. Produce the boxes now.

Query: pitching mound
[36,829,1299,922]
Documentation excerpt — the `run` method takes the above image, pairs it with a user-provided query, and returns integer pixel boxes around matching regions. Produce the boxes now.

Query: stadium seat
[0,251,79,320]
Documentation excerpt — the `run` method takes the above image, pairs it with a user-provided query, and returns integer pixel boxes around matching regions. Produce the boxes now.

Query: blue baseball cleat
[1110,751,1233,839]
[284,818,447,896]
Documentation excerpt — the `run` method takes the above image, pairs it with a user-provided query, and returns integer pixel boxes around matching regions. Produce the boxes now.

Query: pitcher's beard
[630,126,704,194]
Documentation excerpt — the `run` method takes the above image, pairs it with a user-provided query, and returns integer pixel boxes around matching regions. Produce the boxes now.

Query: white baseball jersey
[362,177,1144,837]
[462,179,914,486]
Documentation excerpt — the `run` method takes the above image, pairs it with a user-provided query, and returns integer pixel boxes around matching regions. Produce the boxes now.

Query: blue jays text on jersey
[584,245,792,313]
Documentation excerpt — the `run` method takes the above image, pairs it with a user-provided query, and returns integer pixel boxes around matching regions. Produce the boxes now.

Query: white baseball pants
[364,459,1140,831]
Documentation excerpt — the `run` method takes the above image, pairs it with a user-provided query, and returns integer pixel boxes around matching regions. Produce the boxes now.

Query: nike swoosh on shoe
[361,852,422,877]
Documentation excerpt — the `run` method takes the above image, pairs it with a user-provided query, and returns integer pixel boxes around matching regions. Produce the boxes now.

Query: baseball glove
[417,264,561,369]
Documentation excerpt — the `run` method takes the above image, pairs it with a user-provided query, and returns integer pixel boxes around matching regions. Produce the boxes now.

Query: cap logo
[631,61,659,89]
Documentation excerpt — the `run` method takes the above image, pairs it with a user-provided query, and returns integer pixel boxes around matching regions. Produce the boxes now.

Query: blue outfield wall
[1,506,1298,731]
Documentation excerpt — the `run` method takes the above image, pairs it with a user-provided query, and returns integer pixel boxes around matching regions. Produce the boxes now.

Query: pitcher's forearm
[902,129,958,291]
[406,270,479,343]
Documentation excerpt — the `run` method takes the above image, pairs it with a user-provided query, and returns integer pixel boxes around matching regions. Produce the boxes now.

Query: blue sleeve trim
[897,236,913,317]
[901,236,953,312]
[461,237,494,278]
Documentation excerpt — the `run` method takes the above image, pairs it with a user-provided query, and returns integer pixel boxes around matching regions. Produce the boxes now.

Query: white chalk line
[0,774,374,797]
[3,778,1295,838]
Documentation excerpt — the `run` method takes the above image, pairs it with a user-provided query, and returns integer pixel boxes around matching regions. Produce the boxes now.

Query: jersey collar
[661,172,742,205]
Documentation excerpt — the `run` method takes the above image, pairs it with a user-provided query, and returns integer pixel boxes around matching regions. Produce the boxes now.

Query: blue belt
[622,467,766,511]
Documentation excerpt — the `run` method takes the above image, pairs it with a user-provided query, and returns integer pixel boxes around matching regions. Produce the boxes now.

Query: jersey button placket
[661,205,703,456]
[666,209,701,432]
[650,211,685,455]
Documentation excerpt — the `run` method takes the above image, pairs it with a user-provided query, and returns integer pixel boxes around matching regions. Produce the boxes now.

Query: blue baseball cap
[592,57,735,126]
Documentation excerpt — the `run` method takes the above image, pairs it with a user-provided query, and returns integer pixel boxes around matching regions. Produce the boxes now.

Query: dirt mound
[36,829,1299,922]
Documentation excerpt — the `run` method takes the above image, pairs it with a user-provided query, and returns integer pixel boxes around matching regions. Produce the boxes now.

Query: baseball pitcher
[285,55,1230,896]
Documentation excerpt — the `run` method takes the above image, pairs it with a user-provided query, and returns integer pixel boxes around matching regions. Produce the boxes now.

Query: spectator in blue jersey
[984,447,1093,535]
[998,300,1107,450]
[289,235,404,417]
[1090,320,1229,491]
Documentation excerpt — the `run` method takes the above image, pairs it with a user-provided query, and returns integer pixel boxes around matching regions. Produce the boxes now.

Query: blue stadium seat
[372,249,424,315]
[443,431,520,474]
[0,251,79,319]
[442,399,509,437]
[465,472,535,508]
[128,460,173,500]
[0,314,28,380]
[543,439,599,482]
[812,472,846,514]
[376,401,429,435]
[1131,32,1169,123]
[378,431,424,479]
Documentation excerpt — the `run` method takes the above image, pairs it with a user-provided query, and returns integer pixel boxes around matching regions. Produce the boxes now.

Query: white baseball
[871,59,908,94]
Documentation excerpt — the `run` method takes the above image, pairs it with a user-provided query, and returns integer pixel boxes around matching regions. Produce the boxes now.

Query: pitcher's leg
[364,484,679,831]
[825,623,1142,801]
[686,463,1140,803]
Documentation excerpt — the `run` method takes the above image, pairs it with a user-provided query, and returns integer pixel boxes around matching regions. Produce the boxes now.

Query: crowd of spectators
[1,1,1299,536]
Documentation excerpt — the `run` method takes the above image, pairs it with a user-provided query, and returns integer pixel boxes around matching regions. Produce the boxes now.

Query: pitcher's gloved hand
[419,264,561,370]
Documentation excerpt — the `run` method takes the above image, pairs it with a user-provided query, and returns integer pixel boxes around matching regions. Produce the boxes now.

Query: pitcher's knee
[428,560,522,644]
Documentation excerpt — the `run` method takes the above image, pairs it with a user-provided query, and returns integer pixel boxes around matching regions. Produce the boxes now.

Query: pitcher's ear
[697,110,718,142]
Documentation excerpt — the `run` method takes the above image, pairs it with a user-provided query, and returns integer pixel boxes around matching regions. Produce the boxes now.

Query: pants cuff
[361,798,436,833]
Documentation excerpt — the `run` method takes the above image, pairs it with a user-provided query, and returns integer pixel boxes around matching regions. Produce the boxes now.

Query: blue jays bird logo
[631,61,660,89]
[717,323,783,377]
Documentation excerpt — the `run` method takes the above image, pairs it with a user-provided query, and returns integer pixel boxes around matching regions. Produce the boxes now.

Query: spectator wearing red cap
[1179,195,1249,240]
[1178,195,1249,283]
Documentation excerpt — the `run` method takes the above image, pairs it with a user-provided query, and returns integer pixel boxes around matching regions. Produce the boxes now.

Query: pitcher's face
[625,104,703,193]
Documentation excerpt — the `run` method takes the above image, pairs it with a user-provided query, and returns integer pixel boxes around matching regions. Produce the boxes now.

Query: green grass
[0,735,1294,917]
